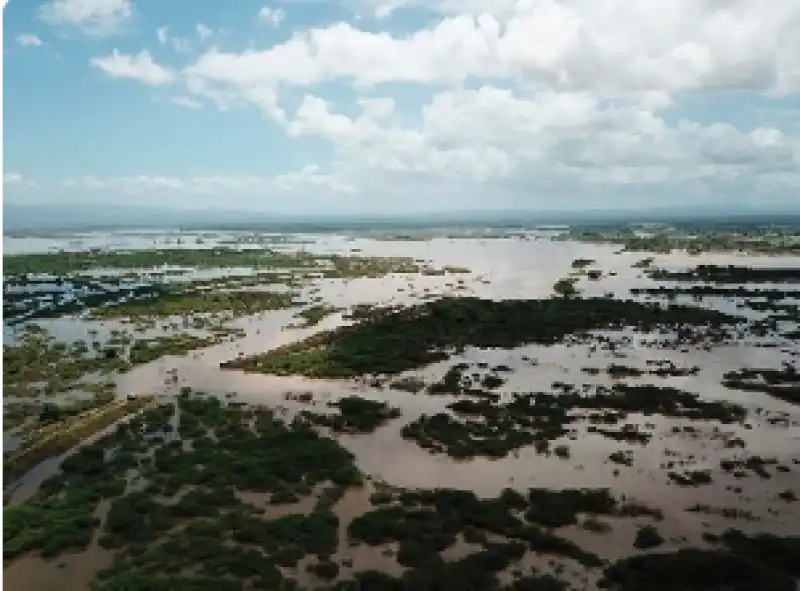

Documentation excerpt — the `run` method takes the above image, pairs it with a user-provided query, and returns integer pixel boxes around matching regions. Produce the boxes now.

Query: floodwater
[4,231,800,590]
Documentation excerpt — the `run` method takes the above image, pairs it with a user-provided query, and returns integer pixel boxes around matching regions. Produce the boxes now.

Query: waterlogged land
[3,224,800,591]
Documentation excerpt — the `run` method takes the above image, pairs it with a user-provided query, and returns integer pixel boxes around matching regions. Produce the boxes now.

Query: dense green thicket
[223,297,741,378]
[300,396,402,433]
[600,528,800,591]
[4,392,363,591]
[349,487,615,568]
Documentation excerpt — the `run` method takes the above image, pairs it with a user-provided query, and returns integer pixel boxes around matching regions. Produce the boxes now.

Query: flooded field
[3,225,799,591]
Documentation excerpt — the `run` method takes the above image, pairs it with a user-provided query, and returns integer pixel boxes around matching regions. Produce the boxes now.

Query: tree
[553,278,579,298]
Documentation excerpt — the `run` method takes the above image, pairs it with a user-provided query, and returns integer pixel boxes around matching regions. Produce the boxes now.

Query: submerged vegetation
[4,395,156,482]
[647,265,800,284]
[601,531,800,591]
[292,303,343,328]
[559,226,800,255]
[223,296,741,378]
[722,364,800,405]
[402,383,745,459]
[2,324,237,401]
[300,396,402,433]
[4,225,799,591]
[3,247,431,278]
[4,391,363,588]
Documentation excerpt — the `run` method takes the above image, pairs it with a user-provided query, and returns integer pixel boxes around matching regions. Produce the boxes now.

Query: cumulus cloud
[188,0,800,94]
[273,84,800,207]
[39,0,132,36]
[16,34,44,47]
[90,50,174,85]
[42,0,800,208]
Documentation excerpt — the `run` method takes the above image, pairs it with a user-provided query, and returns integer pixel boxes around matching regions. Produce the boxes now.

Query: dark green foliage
[404,384,744,458]
[526,488,617,528]
[310,559,340,579]
[649,265,800,284]
[722,364,800,406]
[668,470,713,487]
[3,486,98,559]
[600,549,796,591]
[300,396,402,433]
[223,296,740,377]
[716,530,800,577]
[633,525,665,549]
[348,487,606,569]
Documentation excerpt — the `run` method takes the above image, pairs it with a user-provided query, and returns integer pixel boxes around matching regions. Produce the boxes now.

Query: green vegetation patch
[88,288,296,320]
[3,325,233,400]
[560,226,800,255]
[4,395,156,482]
[601,530,800,591]
[402,383,745,459]
[648,265,800,284]
[292,303,343,328]
[722,363,800,406]
[222,297,740,378]
[4,391,365,591]
[348,487,615,569]
[300,396,402,433]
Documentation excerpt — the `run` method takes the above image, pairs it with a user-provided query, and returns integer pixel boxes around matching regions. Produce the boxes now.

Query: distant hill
[4,202,799,233]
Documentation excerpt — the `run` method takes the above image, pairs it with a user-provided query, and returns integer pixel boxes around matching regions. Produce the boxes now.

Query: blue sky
[3,0,800,213]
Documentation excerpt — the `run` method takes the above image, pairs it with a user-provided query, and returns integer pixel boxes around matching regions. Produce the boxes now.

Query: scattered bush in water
[348,486,616,569]
[722,363,800,406]
[668,470,713,487]
[633,525,665,549]
[300,396,402,433]
[293,303,342,328]
[403,384,745,459]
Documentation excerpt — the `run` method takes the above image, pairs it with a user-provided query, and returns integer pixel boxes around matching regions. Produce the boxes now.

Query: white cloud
[4,173,36,187]
[274,164,355,193]
[257,6,286,26]
[38,0,132,36]
[16,34,43,47]
[30,1,800,210]
[90,50,174,86]
[170,96,204,110]
[4,173,24,184]
[189,0,800,94]
[196,23,213,41]
[275,85,800,200]
[62,175,105,188]
[62,174,272,195]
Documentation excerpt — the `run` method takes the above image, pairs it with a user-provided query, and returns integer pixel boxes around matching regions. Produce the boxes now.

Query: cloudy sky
[3,0,800,213]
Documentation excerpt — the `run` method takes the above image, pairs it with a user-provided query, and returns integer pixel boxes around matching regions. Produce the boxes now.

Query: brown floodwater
[5,235,800,590]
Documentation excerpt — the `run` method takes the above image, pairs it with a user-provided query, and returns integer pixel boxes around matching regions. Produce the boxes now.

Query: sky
[2,0,800,214]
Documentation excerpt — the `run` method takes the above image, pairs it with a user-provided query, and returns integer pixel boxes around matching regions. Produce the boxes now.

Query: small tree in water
[553,278,579,298]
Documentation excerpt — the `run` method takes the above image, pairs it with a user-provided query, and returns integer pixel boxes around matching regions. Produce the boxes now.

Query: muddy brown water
[4,235,800,590]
